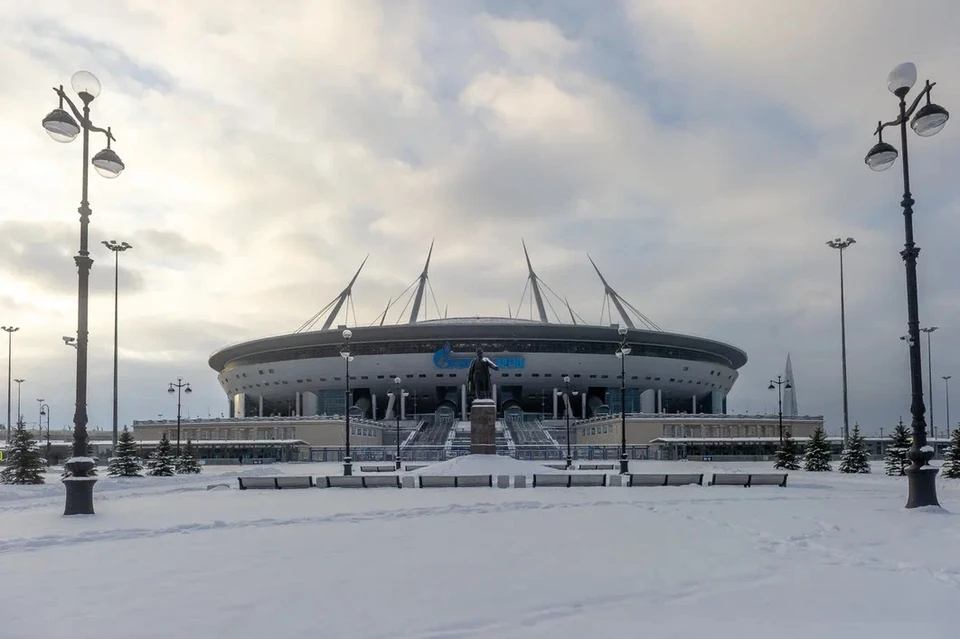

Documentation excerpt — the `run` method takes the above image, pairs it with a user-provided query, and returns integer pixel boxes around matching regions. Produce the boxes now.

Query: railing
[308,444,652,463]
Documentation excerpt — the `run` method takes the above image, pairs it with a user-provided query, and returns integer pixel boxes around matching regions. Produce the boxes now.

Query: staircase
[446,420,509,456]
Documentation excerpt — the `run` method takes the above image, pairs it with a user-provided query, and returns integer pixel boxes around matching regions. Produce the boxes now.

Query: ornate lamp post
[102,240,132,449]
[865,62,949,508]
[826,237,855,447]
[557,376,579,469]
[768,375,792,445]
[340,329,354,476]
[167,378,192,456]
[390,377,409,470]
[1,326,18,441]
[616,325,632,474]
[42,70,125,516]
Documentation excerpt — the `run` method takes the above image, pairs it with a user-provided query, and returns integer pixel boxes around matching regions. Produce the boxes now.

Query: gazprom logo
[433,342,525,370]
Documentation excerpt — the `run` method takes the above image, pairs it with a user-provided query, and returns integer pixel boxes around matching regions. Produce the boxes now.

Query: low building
[131,415,386,462]
[570,413,825,460]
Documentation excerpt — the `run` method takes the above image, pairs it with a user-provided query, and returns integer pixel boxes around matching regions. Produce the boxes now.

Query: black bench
[276,476,314,489]
[318,475,401,488]
[578,463,616,470]
[709,473,788,487]
[238,477,279,490]
[360,464,397,473]
[532,474,607,487]
[417,475,493,488]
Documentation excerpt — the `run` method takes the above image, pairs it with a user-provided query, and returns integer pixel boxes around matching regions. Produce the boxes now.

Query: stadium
[208,242,748,423]
[126,243,833,464]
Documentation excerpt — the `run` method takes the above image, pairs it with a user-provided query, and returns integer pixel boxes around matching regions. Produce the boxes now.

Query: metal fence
[308,445,652,463]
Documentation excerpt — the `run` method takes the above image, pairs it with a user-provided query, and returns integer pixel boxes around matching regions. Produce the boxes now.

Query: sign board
[433,342,525,370]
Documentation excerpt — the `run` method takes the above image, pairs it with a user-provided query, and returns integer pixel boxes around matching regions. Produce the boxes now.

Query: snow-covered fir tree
[839,424,871,474]
[1,423,46,485]
[107,427,143,477]
[943,428,960,480]
[774,436,801,470]
[175,439,202,474]
[883,418,911,477]
[146,432,176,477]
[804,425,832,472]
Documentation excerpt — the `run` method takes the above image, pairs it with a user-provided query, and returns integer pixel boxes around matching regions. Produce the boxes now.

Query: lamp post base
[395,459,402,471]
[905,466,940,509]
[565,455,572,470]
[62,457,97,516]
[619,455,629,475]
[343,457,353,476]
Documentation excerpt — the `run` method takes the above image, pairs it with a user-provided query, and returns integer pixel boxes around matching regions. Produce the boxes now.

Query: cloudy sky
[1,0,959,437]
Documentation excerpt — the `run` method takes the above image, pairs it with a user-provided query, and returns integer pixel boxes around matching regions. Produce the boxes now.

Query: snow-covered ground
[2,460,959,639]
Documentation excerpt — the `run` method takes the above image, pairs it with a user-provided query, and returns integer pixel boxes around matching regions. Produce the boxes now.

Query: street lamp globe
[887,62,918,96]
[618,325,628,337]
[563,376,570,384]
[911,102,950,137]
[865,141,899,171]
[92,148,125,179]
[71,70,102,101]
[42,108,80,143]
[394,377,401,385]
[342,329,352,340]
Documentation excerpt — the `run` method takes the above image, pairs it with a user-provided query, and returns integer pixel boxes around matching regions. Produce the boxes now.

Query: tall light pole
[1,326,18,441]
[768,375,792,445]
[920,326,938,435]
[167,378,192,457]
[340,329,354,476]
[943,375,952,440]
[616,325,631,474]
[557,376,578,469]
[42,70,125,516]
[39,402,51,459]
[865,61,949,508]
[36,398,44,437]
[390,377,409,470]
[826,237,855,447]
[14,379,25,427]
[102,240,132,449]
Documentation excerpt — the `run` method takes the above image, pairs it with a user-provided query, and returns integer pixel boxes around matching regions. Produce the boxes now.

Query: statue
[467,348,499,400]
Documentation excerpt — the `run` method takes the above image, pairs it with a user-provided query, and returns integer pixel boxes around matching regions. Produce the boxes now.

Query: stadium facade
[208,243,748,422]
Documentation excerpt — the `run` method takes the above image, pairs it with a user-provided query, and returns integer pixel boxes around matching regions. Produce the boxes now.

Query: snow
[406,454,564,476]
[1,461,959,639]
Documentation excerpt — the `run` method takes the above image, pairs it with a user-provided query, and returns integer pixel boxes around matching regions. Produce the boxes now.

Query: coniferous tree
[175,439,202,474]
[943,428,960,480]
[774,436,801,470]
[839,424,871,474]
[108,427,143,477]
[883,418,911,477]
[146,432,176,477]
[804,425,832,472]
[1,423,46,484]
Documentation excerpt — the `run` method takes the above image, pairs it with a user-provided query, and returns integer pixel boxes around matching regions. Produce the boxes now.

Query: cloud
[0,0,958,436]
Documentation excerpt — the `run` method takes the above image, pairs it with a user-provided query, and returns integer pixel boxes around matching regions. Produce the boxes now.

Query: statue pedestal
[470,399,496,455]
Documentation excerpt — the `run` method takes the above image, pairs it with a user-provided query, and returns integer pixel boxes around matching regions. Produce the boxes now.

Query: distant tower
[783,354,799,416]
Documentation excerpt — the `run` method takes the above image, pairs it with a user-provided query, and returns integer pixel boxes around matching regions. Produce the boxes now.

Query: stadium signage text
[433,342,525,370]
